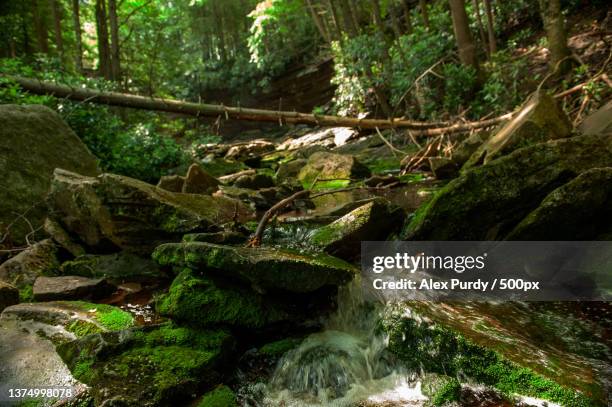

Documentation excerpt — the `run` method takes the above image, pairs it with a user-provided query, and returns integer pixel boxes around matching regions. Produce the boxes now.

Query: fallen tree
[5,75,512,134]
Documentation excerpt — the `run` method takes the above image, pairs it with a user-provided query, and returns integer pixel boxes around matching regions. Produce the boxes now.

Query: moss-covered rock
[421,374,461,406]
[47,169,254,255]
[157,269,288,329]
[506,167,612,240]
[404,133,612,240]
[298,152,371,190]
[233,172,275,189]
[275,158,307,182]
[182,231,247,245]
[0,239,60,289]
[198,385,238,407]
[153,242,357,293]
[200,158,248,177]
[463,91,572,170]
[60,252,166,282]
[182,163,220,194]
[0,105,99,246]
[310,198,405,259]
[156,174,185,192]
[57,324,234,407]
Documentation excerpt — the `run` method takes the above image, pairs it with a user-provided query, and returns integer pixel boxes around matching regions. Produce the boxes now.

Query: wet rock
[463,91,572,170]
[57,323,234,407]
[33,276,116,301]
[0,281,18,312]
[157,269,289,329]
[506,168,612,240]
[44,217,86,257]
[0,239,59,289]
[579,99,612,136]
[153,242,357,293]
[0,104,99,246]
[47,169,253,255]
[310,199,405,259]
[275,158,307,182]
[182,163,220,194]
[404,133,612,240]
[156,174,185,192]
[182,231,247,245]
[298,152,371,189]
[233,173,275,189]
[60,252,165,282]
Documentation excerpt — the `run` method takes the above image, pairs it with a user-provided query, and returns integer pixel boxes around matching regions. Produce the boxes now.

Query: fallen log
[5,75,512,134]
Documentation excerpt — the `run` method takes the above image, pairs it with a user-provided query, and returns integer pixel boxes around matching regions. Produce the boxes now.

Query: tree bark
[7,75,515,133]
[49,0,64,64]
[108,0,121,81]
[71,0,83,73]
[483,0,496,55]
[32,0,49,54]
[472,0,488,56]
[418,0,430,29]
[95,0,112,79]
[448,0,479,70]
[538,0,570,73]
[338,0,358,37]
[305,0,330,43]
[402,1,413,34]
[327,0,343,39]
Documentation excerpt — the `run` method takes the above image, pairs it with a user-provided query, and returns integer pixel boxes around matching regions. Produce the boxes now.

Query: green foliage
[198,385,238,407]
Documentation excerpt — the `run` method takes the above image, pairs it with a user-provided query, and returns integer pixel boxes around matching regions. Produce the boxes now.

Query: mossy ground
[198,385,238,407]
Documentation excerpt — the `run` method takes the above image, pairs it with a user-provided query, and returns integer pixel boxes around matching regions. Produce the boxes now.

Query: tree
[32,0,49,53]
[95,0,111,79]
[419,0,430,29]
[448,0,478,70]
[483,0,496,55]
[108,0,121,81]
[538,0,570,73]
[71,0,83,73]
[472,0,488,55]
[49,0,64,64]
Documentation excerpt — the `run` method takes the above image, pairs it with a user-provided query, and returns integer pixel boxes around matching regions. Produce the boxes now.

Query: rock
[156,174,185,192]
[0,239,59,289]
[153,242,357,293]
[218,169,256,184]
[219,183,301,210]
[298,152,371,189]
[33,276,116,301]
[198,385,238,407]
[44,217,86,256]
[47,169,253,255]
[463,91,572,170]
[0,104,99,245]
[404,133,612,240]
[182,231,247,245]
[428,157,459,179]
[0,281,18,312]
[56,324,234,407]
[579,99,612,136]
[364,174,399,187]
[276,158,308,181]
[277,127,358,150]
[233,173,275,189]
[157,269,288,329]
[182,163,220,194]
[310,199,405,259]
[506,168,612,240]
[200,158,248,177]
[421,373,461,406]
[225,139,275,162]
[61,252,166,282]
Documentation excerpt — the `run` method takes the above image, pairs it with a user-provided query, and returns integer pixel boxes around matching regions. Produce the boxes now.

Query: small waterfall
[261,279,427,406]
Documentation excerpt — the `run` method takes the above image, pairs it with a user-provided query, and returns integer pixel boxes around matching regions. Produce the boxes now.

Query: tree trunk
[108,0,121,81]
[448,0,478,70]
[327,0,343,39]
[7,75,516,133]
[338,0,358,37]
[538,0,570,73]
[95,0,112,79]
[402,1,413,34]
[419,0,430,29]
[49,0,64,64]
[71,0,83,73]
[472,0,488,56]
[305,0,330,43]
[32,0,49,54]
[483,0,496,55]
[211,1,227,62]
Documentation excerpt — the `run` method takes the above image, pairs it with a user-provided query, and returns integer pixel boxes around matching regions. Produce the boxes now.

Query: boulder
[579,99,612,136]
[463,91,572,170]
[225,139,275,161]
[428,157,459,179]
[218,169,256,184]
[157,269,288,329]
[506,168,612,240]
[404,133,612,240]
[157,174,185,192]
[47,169,253,255]
[33,276,116,301]
[153,242,357,293]
[0,281,18,312]
[56,324,234,407]
[276,158,307,182]
[298,152,371,189]
[233,173,275,189]
[44,217,86,256]
[310,199,405,259]
[182,163,220,194]
[0,239,59,289]
[0,105,99,245]
[60,252,165,281]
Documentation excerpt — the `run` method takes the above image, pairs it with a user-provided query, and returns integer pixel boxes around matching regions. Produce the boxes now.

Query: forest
[0,0,611,406]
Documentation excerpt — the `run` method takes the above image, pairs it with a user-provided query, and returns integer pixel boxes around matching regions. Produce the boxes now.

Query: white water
[261,280,427,406]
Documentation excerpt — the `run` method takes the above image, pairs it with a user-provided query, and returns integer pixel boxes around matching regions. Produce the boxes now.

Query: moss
[19,284,34,302]
[67,320,103,337]
[198,385,238,407]
[364,156,401,174]
[259,338,303,358]
[201,159,247,177]
[156,269,283,329]
[383,312,599,406]
[66,301,134,331]
[421,374,461,406]
[73,358,96,383]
